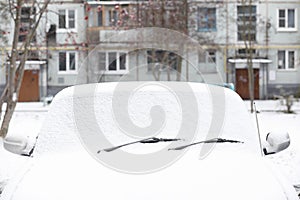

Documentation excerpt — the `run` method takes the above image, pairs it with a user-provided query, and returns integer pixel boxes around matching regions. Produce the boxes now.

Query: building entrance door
[235,68,259,99]
[19,70,40,102]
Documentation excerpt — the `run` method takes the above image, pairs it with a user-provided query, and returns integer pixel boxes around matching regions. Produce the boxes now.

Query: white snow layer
[0,83,299,199]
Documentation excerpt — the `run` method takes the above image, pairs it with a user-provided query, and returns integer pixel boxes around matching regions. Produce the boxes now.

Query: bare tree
[0,0,50,138]
[274,86,299,113]
[0,1,10,119]
[239,0,256,113]
[112,0,189,81]
[0,1,9,44]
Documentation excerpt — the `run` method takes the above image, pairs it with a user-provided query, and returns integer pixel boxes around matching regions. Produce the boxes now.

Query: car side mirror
[3,135,36,156]
[263,131,290,155]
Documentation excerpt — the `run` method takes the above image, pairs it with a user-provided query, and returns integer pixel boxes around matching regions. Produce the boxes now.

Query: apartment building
[45,0,88,95]
[0,2,48,101]
[260,0,300,98]
[189,0,300,99]
[84,0,300,99]
[0,0,86,101]
[85,1,208,84]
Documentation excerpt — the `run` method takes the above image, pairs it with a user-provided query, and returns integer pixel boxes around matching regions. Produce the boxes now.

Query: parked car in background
[1,82,298,200]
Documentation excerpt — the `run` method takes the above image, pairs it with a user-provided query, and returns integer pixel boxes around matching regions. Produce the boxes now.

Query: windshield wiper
[168,138,243,151]
[97,137,182,153]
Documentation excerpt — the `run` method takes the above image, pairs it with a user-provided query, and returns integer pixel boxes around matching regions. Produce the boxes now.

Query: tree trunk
[0,0,50,138]
[0,101,17,138]
[240,0,255,113]
[0,84,8,121]
[0,0,23,138]
[247,60,255,113]
[176,57,182,81]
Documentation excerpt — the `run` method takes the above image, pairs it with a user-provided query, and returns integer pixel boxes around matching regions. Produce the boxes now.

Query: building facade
[0,1,48,101]
[189,0,300,99]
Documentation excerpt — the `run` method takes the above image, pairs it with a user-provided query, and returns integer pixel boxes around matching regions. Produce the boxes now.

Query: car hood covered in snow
[1,82,298,199]
[1,150,298,200]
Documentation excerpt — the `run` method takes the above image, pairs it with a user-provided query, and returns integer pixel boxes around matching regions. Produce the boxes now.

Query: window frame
[207,50,216,63]
[277,8,297,32]
[277,50,296,70]
[88,6,103,27]
[198,50,217,64]
[19,7,36,42]
[58,51,78,74]
[147,50,179,72]
[97,9,103,26]
[237,5,257,42]
[98,51,129,75]
[108,9,118,26]
[58,9,77,32]
[197,7,217,32]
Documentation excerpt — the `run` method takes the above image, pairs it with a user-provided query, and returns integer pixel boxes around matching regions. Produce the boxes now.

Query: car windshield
[31,81,261,174]
[34,82,260,158]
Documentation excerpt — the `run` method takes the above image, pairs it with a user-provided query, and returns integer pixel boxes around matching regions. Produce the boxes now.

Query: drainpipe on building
[225,0,229,83]
[185,0,189,81]
[40,63,47,102]
[265,0,270,99]
[136,0,140,81]
[84,2,90,84]
[45,9,49,101]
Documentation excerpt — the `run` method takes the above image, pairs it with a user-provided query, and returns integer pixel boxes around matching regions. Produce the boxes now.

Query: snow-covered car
[1,82,298,200]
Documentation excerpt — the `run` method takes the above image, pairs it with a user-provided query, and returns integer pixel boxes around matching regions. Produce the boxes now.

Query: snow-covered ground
[0,103,48,192]
[246,100,300,191]
[0,100,299,194]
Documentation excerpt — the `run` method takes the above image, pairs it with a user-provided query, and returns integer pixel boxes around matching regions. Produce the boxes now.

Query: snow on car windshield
[34,82,260,160]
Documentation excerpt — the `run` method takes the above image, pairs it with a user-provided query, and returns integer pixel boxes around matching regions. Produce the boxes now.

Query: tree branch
[15,0,50,94]
[0,0,50,138]
[7,0,16,21]
[0,84,8,121]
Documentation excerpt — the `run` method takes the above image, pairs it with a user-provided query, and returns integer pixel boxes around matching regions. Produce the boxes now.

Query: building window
[207,50,216,63]
[19,7,36,42]
[278,50,295,70]
[58,9,76,30]
[237,5,256,41]
[95,7,119,27]
[98,52,128,74]
[59,52,77,73]
[109,9,118,26]
[197,7,216,32]
[98,10,103,26]
[278,9,296,30]
[88,6,103,27]
[199,50,216,63]
[108,52,117,70]
[147,50,179,71]
[87,5,129,27]
[236,48,256,58]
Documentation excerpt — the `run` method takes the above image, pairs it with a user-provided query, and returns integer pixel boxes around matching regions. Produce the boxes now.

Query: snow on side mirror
[263,131,290,155]
[3,135,35,156]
